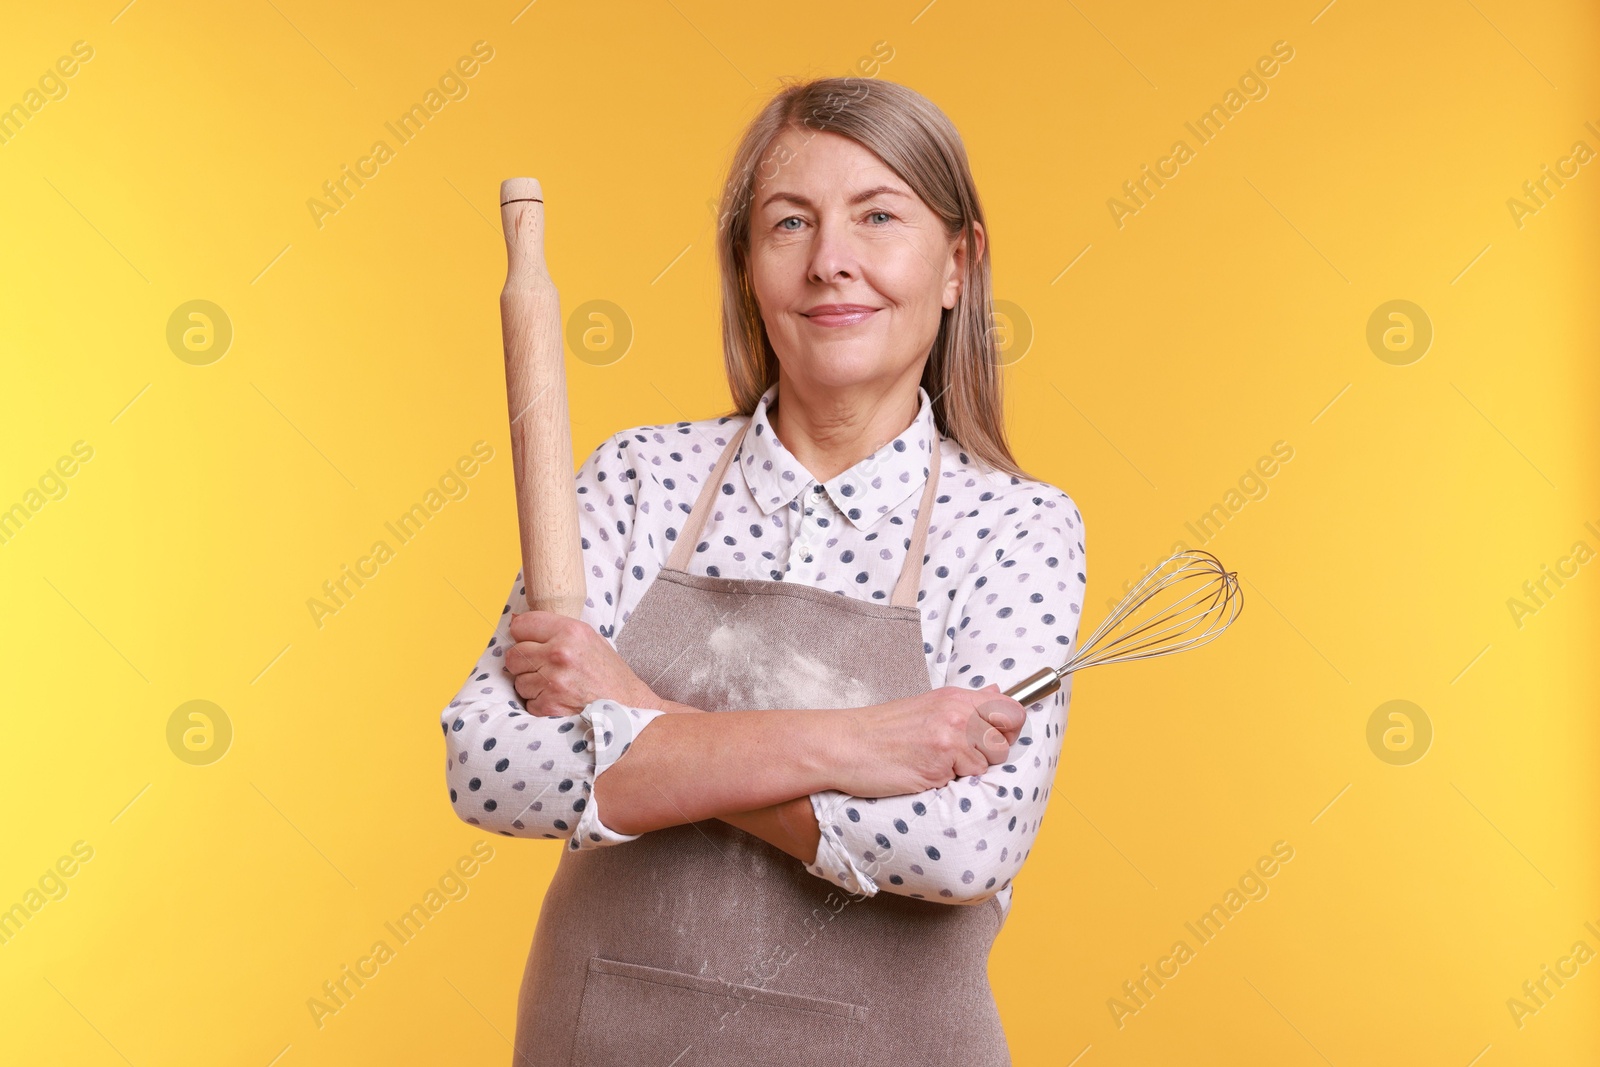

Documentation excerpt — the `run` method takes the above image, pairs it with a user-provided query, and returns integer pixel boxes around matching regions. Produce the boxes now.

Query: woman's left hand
[505,611,658,717]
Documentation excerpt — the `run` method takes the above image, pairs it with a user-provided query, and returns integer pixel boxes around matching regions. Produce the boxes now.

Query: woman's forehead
[754,132,908,202]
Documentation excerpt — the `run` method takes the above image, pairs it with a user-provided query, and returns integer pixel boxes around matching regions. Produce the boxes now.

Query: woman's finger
[513,666,544,701]
[510,610,577,645]
[977,723,1009,763]
[976,695,1024,739]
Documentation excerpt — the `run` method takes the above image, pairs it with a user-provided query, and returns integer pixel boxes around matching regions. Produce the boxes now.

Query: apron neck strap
[890,426,941,609]
[665,415,941,611]
[666,421,752,572]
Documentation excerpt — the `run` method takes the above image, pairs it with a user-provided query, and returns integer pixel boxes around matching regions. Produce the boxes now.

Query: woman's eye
[776,212,892,231]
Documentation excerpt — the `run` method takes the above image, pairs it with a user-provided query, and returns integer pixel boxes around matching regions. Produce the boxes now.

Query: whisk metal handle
[1003,666,1062,705]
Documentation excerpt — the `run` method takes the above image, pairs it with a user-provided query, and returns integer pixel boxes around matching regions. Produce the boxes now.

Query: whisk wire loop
[1002,549,1243,704]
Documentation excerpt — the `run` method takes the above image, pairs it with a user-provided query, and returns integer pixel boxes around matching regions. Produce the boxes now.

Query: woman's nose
[805,217,861,283]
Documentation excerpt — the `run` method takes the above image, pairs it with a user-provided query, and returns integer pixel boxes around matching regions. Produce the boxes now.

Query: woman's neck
[767,375,921,485]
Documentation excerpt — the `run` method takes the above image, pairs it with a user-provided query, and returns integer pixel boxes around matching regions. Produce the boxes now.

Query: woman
[440,76,1085,1065]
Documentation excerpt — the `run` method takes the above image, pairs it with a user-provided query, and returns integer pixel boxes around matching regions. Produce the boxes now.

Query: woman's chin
[783,348,916,386]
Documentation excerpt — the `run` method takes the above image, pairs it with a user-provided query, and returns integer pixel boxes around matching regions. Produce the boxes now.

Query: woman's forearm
[637,702,826,862]
[591,703,846,842]
[718,797,823,865]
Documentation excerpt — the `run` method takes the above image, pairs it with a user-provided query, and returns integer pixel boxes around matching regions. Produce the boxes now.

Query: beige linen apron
[513,419,1010,1067]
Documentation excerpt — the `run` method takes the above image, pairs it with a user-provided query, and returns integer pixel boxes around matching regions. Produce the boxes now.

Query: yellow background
[2,1,1596,1064]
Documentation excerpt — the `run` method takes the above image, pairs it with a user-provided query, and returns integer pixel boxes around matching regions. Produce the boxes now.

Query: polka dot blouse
[440,381,1086,919]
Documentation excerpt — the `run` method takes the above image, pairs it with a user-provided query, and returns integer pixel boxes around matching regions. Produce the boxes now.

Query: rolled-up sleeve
[439,430,668,845]
[803,491,1086,905]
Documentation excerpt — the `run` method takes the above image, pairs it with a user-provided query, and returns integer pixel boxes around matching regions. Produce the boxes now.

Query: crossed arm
[438,586,853,857]
[587,700,836,863]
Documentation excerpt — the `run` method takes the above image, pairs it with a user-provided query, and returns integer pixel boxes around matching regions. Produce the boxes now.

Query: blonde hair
[712,76,1031,481]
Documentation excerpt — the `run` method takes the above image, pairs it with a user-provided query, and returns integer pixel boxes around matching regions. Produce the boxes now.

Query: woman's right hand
[830,685,1029,798]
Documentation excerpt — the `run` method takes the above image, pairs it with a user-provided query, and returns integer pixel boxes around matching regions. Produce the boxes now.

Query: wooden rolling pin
[499,177,585,619]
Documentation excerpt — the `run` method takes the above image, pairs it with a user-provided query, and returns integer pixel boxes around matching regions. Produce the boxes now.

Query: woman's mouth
[803,306,880,327]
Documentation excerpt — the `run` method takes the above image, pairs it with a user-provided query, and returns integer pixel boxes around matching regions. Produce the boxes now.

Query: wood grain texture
[499,177,585,619]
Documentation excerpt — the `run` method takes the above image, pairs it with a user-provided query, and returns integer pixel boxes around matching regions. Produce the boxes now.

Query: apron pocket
[570,955,868,1067]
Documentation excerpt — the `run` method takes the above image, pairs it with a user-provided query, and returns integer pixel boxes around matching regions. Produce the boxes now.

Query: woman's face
[747,127,981,397]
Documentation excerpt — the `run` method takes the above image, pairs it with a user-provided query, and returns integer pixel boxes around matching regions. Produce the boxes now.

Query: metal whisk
[1003,549,1242,704]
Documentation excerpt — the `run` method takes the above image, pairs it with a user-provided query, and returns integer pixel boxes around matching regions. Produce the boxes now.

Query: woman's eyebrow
[759,185,911,211]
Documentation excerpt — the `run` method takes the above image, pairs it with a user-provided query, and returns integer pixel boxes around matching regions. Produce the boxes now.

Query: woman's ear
[962,220,987,264]
[943,222,983,309]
